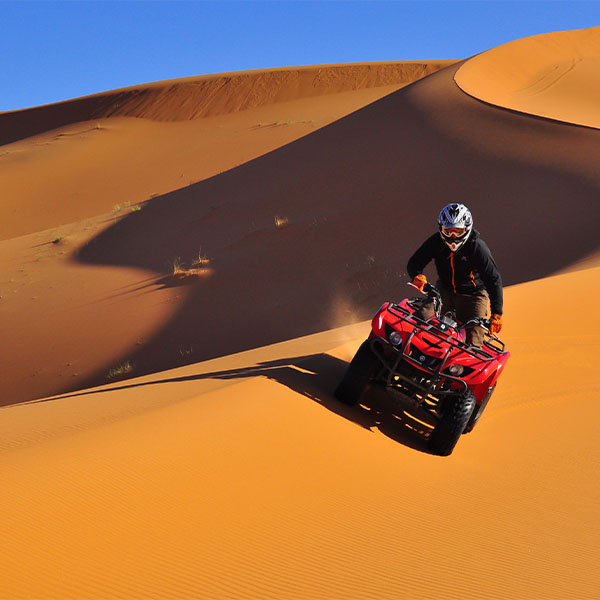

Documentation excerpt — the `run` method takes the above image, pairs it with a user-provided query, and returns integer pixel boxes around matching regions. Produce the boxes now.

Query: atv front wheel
[428,391,476,456]
[464,383,496,434]
[334,340,380,406]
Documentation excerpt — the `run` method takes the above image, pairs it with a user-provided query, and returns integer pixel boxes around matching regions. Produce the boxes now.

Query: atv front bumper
[369,336,468,405]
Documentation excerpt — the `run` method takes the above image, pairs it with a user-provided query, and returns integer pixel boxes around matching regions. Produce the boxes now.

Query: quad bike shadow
[42,350,432,453]
[182,351,434,453]
[245,352,433,453]
[181,352,435,453]
[353,385,437,452]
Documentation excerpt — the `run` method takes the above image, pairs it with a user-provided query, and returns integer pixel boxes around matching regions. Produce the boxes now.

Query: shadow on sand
[43,352,432,454]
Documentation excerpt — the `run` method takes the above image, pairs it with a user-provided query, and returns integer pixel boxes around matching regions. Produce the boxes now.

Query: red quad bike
[335,283,510,456]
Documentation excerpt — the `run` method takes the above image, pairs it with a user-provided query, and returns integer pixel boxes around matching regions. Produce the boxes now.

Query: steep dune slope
[1,88,406,240]
[1,267,598,600]
[1,61,456,240]
[1,61,456,145]
[2,56,600,405]
[455,26,600,128]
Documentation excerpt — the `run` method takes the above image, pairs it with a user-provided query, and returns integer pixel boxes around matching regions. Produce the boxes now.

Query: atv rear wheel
[334,340,379,406]
[428,390,476,456]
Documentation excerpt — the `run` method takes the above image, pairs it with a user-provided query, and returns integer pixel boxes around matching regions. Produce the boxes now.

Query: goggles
[441,226,467,238]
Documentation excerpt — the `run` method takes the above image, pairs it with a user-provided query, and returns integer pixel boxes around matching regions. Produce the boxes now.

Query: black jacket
[407,230,503,315]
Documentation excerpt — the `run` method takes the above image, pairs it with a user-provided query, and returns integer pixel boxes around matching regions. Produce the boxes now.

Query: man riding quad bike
[408,202,504,348]
[334,283,510,456]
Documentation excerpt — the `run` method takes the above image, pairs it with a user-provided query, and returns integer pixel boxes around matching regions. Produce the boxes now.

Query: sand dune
[3,55,599,405]
[0,62,457,144]
[1,26,600,600]
[1,61,458,404]
[1,267,598,599]
[0,62,454,241]
[455,26,600,128]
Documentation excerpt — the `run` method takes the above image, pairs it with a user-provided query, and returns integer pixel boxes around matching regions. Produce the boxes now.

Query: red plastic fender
[471,352,510,402]
[371,302,390,337]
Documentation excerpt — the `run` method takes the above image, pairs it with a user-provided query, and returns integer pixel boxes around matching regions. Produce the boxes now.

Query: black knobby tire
[428,390,476,456]
[334,340,380,406]
[464,383,496,434]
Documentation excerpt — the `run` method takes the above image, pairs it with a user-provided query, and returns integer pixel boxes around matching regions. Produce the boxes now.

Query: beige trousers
[420,284,489,347]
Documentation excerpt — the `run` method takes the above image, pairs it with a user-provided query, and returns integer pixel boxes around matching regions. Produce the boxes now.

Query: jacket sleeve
[475,240,503,315]
[407,235,436,279]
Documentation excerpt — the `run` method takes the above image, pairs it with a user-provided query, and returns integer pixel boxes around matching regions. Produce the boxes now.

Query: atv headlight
[389,331,402,346]
[447,364,464,376]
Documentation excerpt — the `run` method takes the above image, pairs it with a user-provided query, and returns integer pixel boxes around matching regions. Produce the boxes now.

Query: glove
[411,274,427,292]
[490,313,503,335]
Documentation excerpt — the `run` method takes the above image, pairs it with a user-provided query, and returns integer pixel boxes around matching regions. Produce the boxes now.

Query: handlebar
[423,282,441,298]
[407,281,441,298]
[463,316,491,330]
[407,282,499,340]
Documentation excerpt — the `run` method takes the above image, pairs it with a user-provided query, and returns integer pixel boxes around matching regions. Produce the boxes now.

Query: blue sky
[1,1,599,111]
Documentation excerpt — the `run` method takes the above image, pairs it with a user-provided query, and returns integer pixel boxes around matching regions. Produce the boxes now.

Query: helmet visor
[441,226,467,238]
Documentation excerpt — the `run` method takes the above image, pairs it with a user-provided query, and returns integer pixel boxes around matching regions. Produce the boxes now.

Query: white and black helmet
[438,203,473,252]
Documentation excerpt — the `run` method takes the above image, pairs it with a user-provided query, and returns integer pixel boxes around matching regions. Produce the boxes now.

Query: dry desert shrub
[191,250,211,268]
[172,257,186,276]
[107,361,133,379]
[171,254,213,282]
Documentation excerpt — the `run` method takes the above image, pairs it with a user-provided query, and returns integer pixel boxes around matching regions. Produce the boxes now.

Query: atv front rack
[370,301,507,403]
[394,301,506,355]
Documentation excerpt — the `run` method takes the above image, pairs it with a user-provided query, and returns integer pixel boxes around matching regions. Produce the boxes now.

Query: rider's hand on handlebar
[490,313,503,334]
[411,274,427,292]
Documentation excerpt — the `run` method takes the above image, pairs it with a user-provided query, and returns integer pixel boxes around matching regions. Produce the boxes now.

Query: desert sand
[1,29,599,600]
[455,26,600,128]
[2,266,598,599]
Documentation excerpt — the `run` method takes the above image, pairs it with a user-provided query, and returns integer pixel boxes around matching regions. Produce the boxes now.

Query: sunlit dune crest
[455,26,600,128]
[0,27,599,600]
[0,61,457,142]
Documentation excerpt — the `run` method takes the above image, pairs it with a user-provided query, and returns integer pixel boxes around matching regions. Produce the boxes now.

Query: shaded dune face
[70,62,600,399]
[0,61,457,242]
[0,62,455,145]
[2,62,461,406]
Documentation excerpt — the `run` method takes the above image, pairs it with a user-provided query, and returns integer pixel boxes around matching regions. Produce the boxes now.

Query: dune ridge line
[454,26,600,129]
[0,61,457,145]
